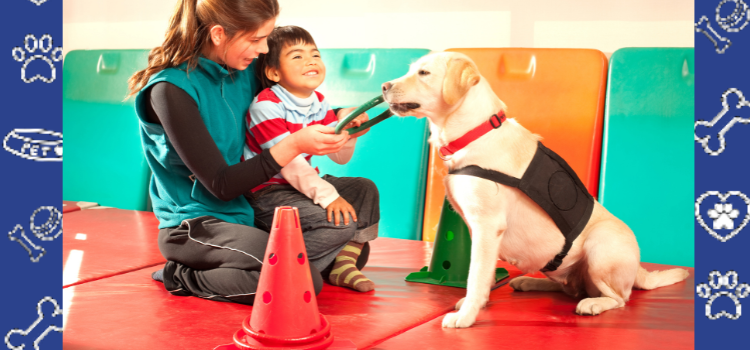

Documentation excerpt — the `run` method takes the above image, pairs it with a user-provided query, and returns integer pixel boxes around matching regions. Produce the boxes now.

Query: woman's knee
[356,242,370,271]
[310,263,324,295]
[357,177,379,199]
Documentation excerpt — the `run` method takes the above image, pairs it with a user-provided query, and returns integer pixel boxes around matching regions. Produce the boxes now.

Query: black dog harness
[443,112,594,272]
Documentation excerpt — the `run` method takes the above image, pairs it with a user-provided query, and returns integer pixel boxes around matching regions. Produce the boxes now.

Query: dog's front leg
[442,224,502,328]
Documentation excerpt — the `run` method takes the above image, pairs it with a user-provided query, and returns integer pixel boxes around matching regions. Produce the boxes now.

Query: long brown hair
[127,0,279,98]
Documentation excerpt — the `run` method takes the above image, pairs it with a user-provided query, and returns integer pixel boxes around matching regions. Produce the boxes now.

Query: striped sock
[328,242,375,292]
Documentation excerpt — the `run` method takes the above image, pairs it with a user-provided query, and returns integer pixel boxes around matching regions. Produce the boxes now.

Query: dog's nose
[382,82,392,93]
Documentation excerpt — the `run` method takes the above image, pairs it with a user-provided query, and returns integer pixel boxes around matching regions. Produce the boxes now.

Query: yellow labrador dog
[382,52,689,328]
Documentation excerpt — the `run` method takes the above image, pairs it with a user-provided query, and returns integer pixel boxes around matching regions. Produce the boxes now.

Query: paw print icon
[11,34,62,83]
[708,203,741,229]
[696,270,750,320]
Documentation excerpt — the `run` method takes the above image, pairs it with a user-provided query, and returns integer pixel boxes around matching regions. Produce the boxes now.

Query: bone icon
[695,0,750,53]
[7,225,45,263]
[696,16,732,53]
[4,297,63,350]
[695,88,750,155]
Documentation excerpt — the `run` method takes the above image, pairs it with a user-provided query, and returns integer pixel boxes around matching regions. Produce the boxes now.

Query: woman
[127,0,373,305]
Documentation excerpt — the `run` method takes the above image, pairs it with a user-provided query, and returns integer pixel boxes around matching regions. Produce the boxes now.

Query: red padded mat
[62,238,524,350]
[62,201,82,213]
[373,263,694,350]
[62,267,525,349]
[62,208,164,287]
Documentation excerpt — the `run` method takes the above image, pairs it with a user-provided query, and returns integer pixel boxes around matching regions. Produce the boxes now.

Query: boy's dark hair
[255,25,317,91]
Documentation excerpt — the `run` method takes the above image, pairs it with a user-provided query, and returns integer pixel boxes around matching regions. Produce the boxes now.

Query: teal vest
[135,57,258,228]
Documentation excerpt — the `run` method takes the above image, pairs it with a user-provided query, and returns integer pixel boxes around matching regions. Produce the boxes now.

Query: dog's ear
[442,57,480,105]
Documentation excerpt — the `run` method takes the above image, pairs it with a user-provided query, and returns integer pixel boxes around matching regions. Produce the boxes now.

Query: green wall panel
[600,48,694,267]
[63,50,151,210]
[313,49,431,240]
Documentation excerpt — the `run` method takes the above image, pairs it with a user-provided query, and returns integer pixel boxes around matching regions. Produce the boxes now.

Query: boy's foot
[151,268,164,282]
[329,242,375,292]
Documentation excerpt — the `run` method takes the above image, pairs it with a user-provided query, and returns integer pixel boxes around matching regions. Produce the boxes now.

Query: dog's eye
[418,70,430,76]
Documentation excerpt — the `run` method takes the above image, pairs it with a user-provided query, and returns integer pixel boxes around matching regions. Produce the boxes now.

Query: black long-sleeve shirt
[144,82,282,201]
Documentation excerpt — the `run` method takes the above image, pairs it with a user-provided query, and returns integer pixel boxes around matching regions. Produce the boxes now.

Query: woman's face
[214,18,276,70]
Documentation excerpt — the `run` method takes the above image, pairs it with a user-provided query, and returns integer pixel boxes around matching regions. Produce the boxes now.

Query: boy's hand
[336,107,370,138]
[326,196,358,226]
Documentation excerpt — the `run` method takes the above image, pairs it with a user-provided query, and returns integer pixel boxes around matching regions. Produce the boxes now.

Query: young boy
[243,26,379,292]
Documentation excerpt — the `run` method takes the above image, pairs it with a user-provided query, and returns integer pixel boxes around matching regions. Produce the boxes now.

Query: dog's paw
[11,34,62,83]
[441,310,477,328]
[576,297,619,316]
[454,297,465,310]
[509,276,535,291]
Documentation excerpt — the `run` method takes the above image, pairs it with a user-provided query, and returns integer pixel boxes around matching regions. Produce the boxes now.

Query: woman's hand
[326,196,358,226]
[336,107,370,138]
[270,125,349,167]
[293,125,350,154]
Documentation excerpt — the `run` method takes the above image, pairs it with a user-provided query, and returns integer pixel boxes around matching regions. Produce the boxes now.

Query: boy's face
[266,42,326,98]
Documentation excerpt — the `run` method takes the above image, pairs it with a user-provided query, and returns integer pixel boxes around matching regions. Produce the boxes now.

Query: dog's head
[382,52,481,121]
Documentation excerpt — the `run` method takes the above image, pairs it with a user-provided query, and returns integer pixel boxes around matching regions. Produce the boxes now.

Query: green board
[312,49,431,240]
[63,50,152,211]
[600,48,694,267]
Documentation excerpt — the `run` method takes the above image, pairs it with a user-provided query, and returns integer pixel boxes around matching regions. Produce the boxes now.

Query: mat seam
[62,261,166,288]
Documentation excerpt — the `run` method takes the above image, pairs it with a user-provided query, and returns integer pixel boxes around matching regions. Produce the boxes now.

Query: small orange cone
[215,207,356,350]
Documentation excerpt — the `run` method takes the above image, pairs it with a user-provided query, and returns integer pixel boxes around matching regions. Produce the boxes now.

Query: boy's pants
[246,175,380,272]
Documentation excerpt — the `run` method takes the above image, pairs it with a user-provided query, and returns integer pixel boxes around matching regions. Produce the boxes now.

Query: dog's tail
[633,265,690,290]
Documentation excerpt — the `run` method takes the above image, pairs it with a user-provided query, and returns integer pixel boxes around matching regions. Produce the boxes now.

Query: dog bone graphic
[696,191,750,242]
[696,16,732,53]
[695,88,750,155]
[4,297,63,350]
[8,225,46,263]
[29,0,48,5]
[696,270,750,320]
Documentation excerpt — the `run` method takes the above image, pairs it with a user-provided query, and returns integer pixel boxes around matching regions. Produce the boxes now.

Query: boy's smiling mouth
[303,70,319,76]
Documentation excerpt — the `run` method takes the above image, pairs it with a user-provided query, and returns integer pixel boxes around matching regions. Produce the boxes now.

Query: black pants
[158,215,369,305]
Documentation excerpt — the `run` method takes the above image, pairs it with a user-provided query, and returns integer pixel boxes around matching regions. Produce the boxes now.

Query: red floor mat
[62,265,523,350]
[62,208,164,287]
[372,263,694,350]
[61,237,523,350]
[61,215,693,350]
[62,201,82,213]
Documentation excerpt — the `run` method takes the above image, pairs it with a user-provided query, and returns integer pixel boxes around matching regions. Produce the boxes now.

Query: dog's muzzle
[388,103,421,115]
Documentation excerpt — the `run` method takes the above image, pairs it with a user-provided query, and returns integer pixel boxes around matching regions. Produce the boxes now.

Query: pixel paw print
[11,34,62,83]
[708,203,741,229]
[29,0,48,5]
[695,88,750,156]
[695,191,750,242]
[696,270,750,320]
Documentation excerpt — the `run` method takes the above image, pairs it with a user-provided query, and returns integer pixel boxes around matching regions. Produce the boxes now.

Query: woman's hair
[127,0,279,98]
[254,25,317,91]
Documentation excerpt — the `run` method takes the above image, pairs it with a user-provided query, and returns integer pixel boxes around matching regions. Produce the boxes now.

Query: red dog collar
[438,111,506,160]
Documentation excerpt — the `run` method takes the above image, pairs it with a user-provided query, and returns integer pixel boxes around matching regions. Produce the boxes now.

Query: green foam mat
[600,48,694,267]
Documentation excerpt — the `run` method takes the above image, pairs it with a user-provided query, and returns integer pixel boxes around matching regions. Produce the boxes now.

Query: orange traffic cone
[215,207,355,350]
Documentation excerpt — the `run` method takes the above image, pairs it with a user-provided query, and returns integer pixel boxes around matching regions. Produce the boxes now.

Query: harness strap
[448,165,520,187]
[447,142,594,273]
